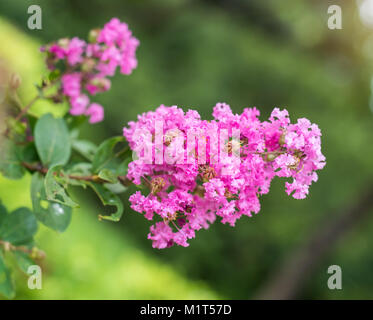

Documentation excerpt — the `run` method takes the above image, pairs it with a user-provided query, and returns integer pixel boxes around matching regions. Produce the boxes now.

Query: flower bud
[178,218,186,227]
[164,130,179,146]
[89,77,111,91]
[224,189,235,199]
[199,164,216,182]
[31,247,46,260]
[57,38,69,48]
[9,73,21,90]
[150,177,166,194]
[81,58,96,73]
[264,152,278,162]
[88,29,100,43]
[2,241,11,251]
[279,130,286,146]
[225,139,240,156]
[51,93,64,103]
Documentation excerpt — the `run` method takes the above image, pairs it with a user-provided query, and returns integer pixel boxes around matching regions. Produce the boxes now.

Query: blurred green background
[1,0,373,299]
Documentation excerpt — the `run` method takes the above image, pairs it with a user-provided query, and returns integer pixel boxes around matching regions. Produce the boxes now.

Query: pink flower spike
[122,103,325,249]
[42,18,139,122]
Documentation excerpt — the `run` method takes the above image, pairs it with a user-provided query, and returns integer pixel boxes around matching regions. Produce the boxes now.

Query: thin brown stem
[3,95,40,138]
[0,240,45,259]
[21,161,132,186]
[13,95,40,123]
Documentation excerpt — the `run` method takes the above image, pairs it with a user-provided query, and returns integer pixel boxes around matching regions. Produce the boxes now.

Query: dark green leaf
[104,182,128,194]
[45,165,78,208]
[31,172,72,232]
[14,251,35,274]
[66,115,87,130]
[66,162,92,176]
[69,128,79,140]
[0,139,25,179]
[20,142,39,163]
[117,157,132,176]
[72,139,97,161]
[34,114,71,167]
[0,253,15,299]
[88,183,123,222]
[0,207,38,245]
[26,115,38,134]
[0,202,7,226]
[92,136,125,173]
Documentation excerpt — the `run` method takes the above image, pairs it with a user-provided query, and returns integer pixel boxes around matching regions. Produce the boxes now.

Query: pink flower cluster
[123,104,325,249]
[42,18,139,123]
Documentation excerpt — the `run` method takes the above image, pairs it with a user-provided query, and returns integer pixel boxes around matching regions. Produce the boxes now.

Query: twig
[255,183,373,300]
[2,95,40,138]
[21,161,132,186]
[0,240,45,259]
[13,95,39,122]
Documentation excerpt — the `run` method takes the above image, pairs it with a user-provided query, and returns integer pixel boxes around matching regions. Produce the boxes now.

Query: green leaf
[117,157,132,176]
[34,113,71,167]
[14,251,35,274]
[20,142,39,163]
[104,182,128,194]
[92,136,125,173]
[45,165,79,208]
[0,253,15,299]
[0,207,38,245]
[66,162,92,176]
[31,172,72,232]
[0,202,7,226]
[88,183,123,222]
[98,168,118,184]
[0,139,25,179]
[66,115,87,130]
[72,139,97,161]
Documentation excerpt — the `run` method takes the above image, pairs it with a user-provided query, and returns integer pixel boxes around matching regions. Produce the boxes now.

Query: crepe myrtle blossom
[41,18,139,123]
[123,103,326,249]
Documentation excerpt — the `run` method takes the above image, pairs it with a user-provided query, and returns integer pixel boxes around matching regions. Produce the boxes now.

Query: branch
[13,94,39,123]
[2,95,40,138]
[0,240,45,259]
[255,183,373,300]
[21,162,132,186]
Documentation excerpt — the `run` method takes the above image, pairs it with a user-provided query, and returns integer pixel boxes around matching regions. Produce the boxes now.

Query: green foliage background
[1,0,373,299]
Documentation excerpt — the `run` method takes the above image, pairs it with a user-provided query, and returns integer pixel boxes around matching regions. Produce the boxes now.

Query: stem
[3,95,40,138]
[0,240,45,259]
[21,161,132,186]
[3,78,58,138]
[13,94,40,123]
